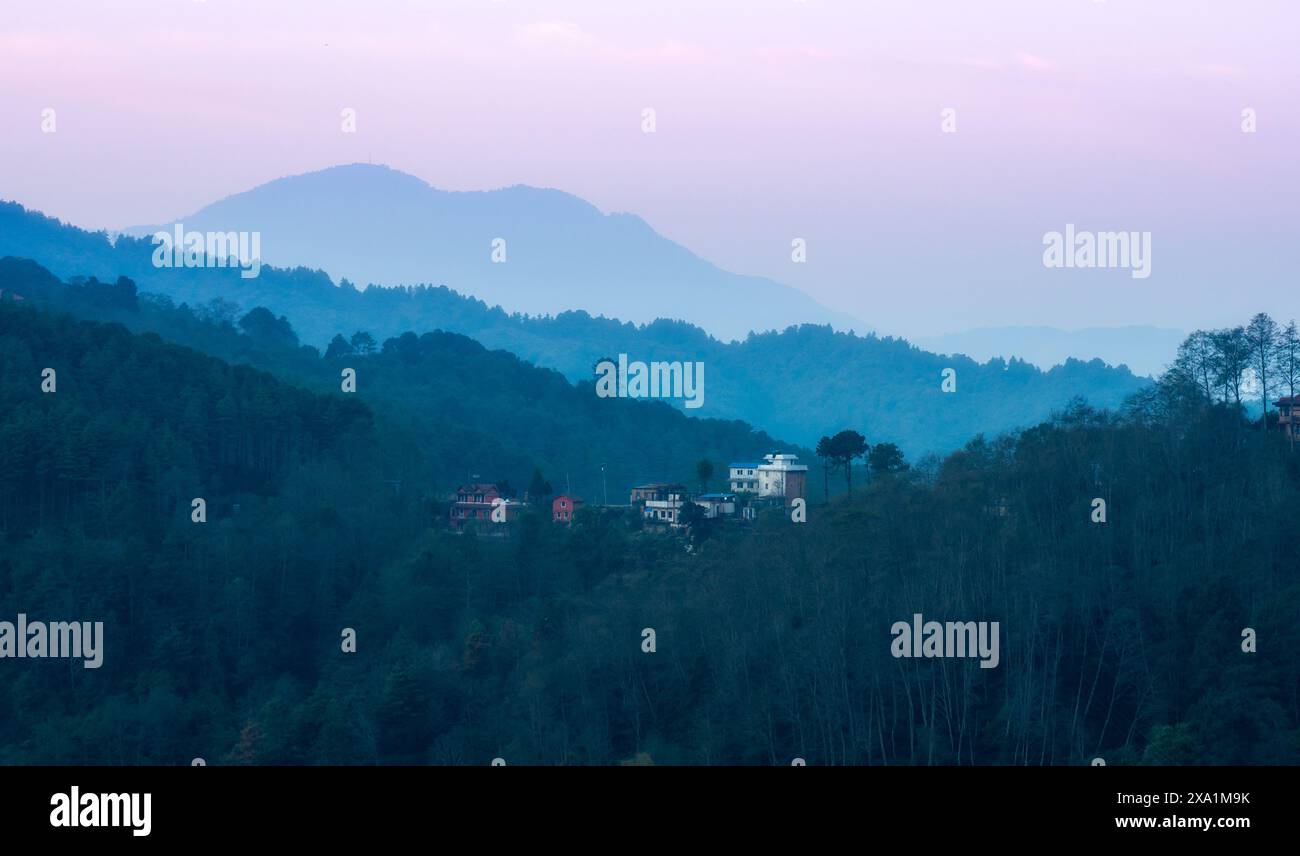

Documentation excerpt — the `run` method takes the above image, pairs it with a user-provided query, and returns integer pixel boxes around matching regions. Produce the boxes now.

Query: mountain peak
[119,164,857,340]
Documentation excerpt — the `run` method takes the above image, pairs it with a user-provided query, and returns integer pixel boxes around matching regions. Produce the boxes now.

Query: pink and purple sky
[1,0,1296,338]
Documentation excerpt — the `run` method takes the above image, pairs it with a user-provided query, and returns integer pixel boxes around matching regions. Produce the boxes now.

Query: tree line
[1169,312,1298,418]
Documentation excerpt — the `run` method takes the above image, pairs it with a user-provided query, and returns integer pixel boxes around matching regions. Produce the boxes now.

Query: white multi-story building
[729,453,808,501]
[728,462,761,493]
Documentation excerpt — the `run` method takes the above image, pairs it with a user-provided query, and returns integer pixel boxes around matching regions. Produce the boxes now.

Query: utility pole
[601,463,607,506]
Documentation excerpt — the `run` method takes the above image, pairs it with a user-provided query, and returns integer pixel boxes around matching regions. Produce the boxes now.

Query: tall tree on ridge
[1175,330,1216,400]
[1279,320,1299,449]
[815,435,833,503]
[1245,312,1280,429]
[1211,327,1250,407]
[1278,320,1299,400]
[827,430,868,499]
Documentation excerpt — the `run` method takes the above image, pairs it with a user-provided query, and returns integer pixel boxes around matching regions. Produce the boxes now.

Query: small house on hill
[694,493,737,519]
[552,494,583,523]
[631,483,689,526]
[450,483,520,529]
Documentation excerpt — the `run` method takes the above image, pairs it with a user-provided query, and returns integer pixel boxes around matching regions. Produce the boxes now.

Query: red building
[450,483,519,529]
[552,494,583,523]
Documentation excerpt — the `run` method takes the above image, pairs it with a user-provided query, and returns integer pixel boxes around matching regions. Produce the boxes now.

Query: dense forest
[0,201,1149,455]
[1,279,1296,763]
[0,257,800,504]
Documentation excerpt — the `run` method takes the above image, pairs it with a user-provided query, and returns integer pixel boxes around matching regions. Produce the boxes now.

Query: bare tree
[1279,320,1299,400]
[1173,330,1216,400]
[1210,327,1250,407]
[1245,312,1280,428]
[1280,321,1300,450]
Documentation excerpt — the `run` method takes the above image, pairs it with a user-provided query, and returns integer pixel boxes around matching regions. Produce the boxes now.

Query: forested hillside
[0,258,800,503]
[0,202,1149,455]
[1,289,1295,764]
[0,303,420,762]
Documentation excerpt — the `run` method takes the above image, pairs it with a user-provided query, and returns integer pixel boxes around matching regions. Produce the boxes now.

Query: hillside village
[448,452,808,532]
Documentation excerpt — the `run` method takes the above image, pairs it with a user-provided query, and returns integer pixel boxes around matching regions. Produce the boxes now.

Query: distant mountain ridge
[121,163,860,341]
[0,199,1151,456]
[916,325,1186,379]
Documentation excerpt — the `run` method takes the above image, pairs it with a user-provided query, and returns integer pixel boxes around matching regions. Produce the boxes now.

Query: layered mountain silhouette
[0,198,1151,456]
[0,256,800,503]
[121,164,858,341]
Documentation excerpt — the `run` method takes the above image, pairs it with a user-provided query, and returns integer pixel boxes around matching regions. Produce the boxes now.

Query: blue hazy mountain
[121,163,859,342]
[916,326,1187,379]
[0,200,1150,456]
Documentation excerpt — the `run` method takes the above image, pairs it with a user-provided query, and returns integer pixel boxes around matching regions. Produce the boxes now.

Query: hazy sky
[2,0,1297,338]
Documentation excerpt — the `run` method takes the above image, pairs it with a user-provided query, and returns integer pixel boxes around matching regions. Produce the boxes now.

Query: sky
[1,0,1297,339]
